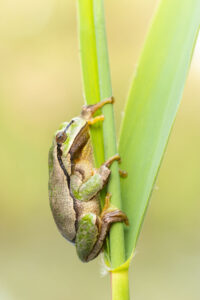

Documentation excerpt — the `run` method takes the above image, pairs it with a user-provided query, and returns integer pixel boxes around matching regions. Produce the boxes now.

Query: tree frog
[48,97,128,262]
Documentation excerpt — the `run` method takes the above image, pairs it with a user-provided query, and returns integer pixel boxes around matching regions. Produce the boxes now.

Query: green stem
[93,0,125,268]
[111,269,130,300]
[77,0,104,167]
[77,0,126,267]
[77,0,129,298]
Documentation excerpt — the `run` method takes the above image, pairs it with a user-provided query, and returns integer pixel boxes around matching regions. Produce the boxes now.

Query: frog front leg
[70,154,120,201]
[76,194,128,262]
[81,96,114,121]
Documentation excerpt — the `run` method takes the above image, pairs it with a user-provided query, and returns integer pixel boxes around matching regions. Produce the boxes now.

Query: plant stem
[111,269,130,300]
[93,0,126,269]
[78,0,126,267]
[77,0,129,298]
[77,0,104,168]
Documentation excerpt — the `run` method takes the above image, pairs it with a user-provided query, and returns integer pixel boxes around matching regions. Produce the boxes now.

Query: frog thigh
[75,213,99,262]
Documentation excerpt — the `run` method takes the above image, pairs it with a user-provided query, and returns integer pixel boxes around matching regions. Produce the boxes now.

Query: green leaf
[119,0,200,259]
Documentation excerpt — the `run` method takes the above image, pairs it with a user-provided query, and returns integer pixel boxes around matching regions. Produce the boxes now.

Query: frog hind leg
[70,154,121,202]
[76,206,128,262]
[86,212,128,262]
[86,194,129,262]
[75,213,99,262]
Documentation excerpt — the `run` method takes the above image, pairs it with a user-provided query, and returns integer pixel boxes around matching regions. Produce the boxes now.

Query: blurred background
[0,0,200,299]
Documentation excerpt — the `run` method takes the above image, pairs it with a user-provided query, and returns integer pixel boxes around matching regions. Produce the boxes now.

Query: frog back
[48,140,76,242]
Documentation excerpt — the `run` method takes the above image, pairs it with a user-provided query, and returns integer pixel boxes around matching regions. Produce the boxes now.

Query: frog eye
[56,131,67,144]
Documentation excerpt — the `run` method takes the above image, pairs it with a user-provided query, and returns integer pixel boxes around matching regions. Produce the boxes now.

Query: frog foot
[119,169,128,178]
[101,208,129,226]
[101,192,112,215]
[104,156,128,177]
[104,154,121,168]
[101,193,129,226]
[81,96,114,121]
[87,115,104,125]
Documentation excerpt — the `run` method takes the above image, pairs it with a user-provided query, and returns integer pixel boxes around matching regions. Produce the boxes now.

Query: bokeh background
[0,0,200,299]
